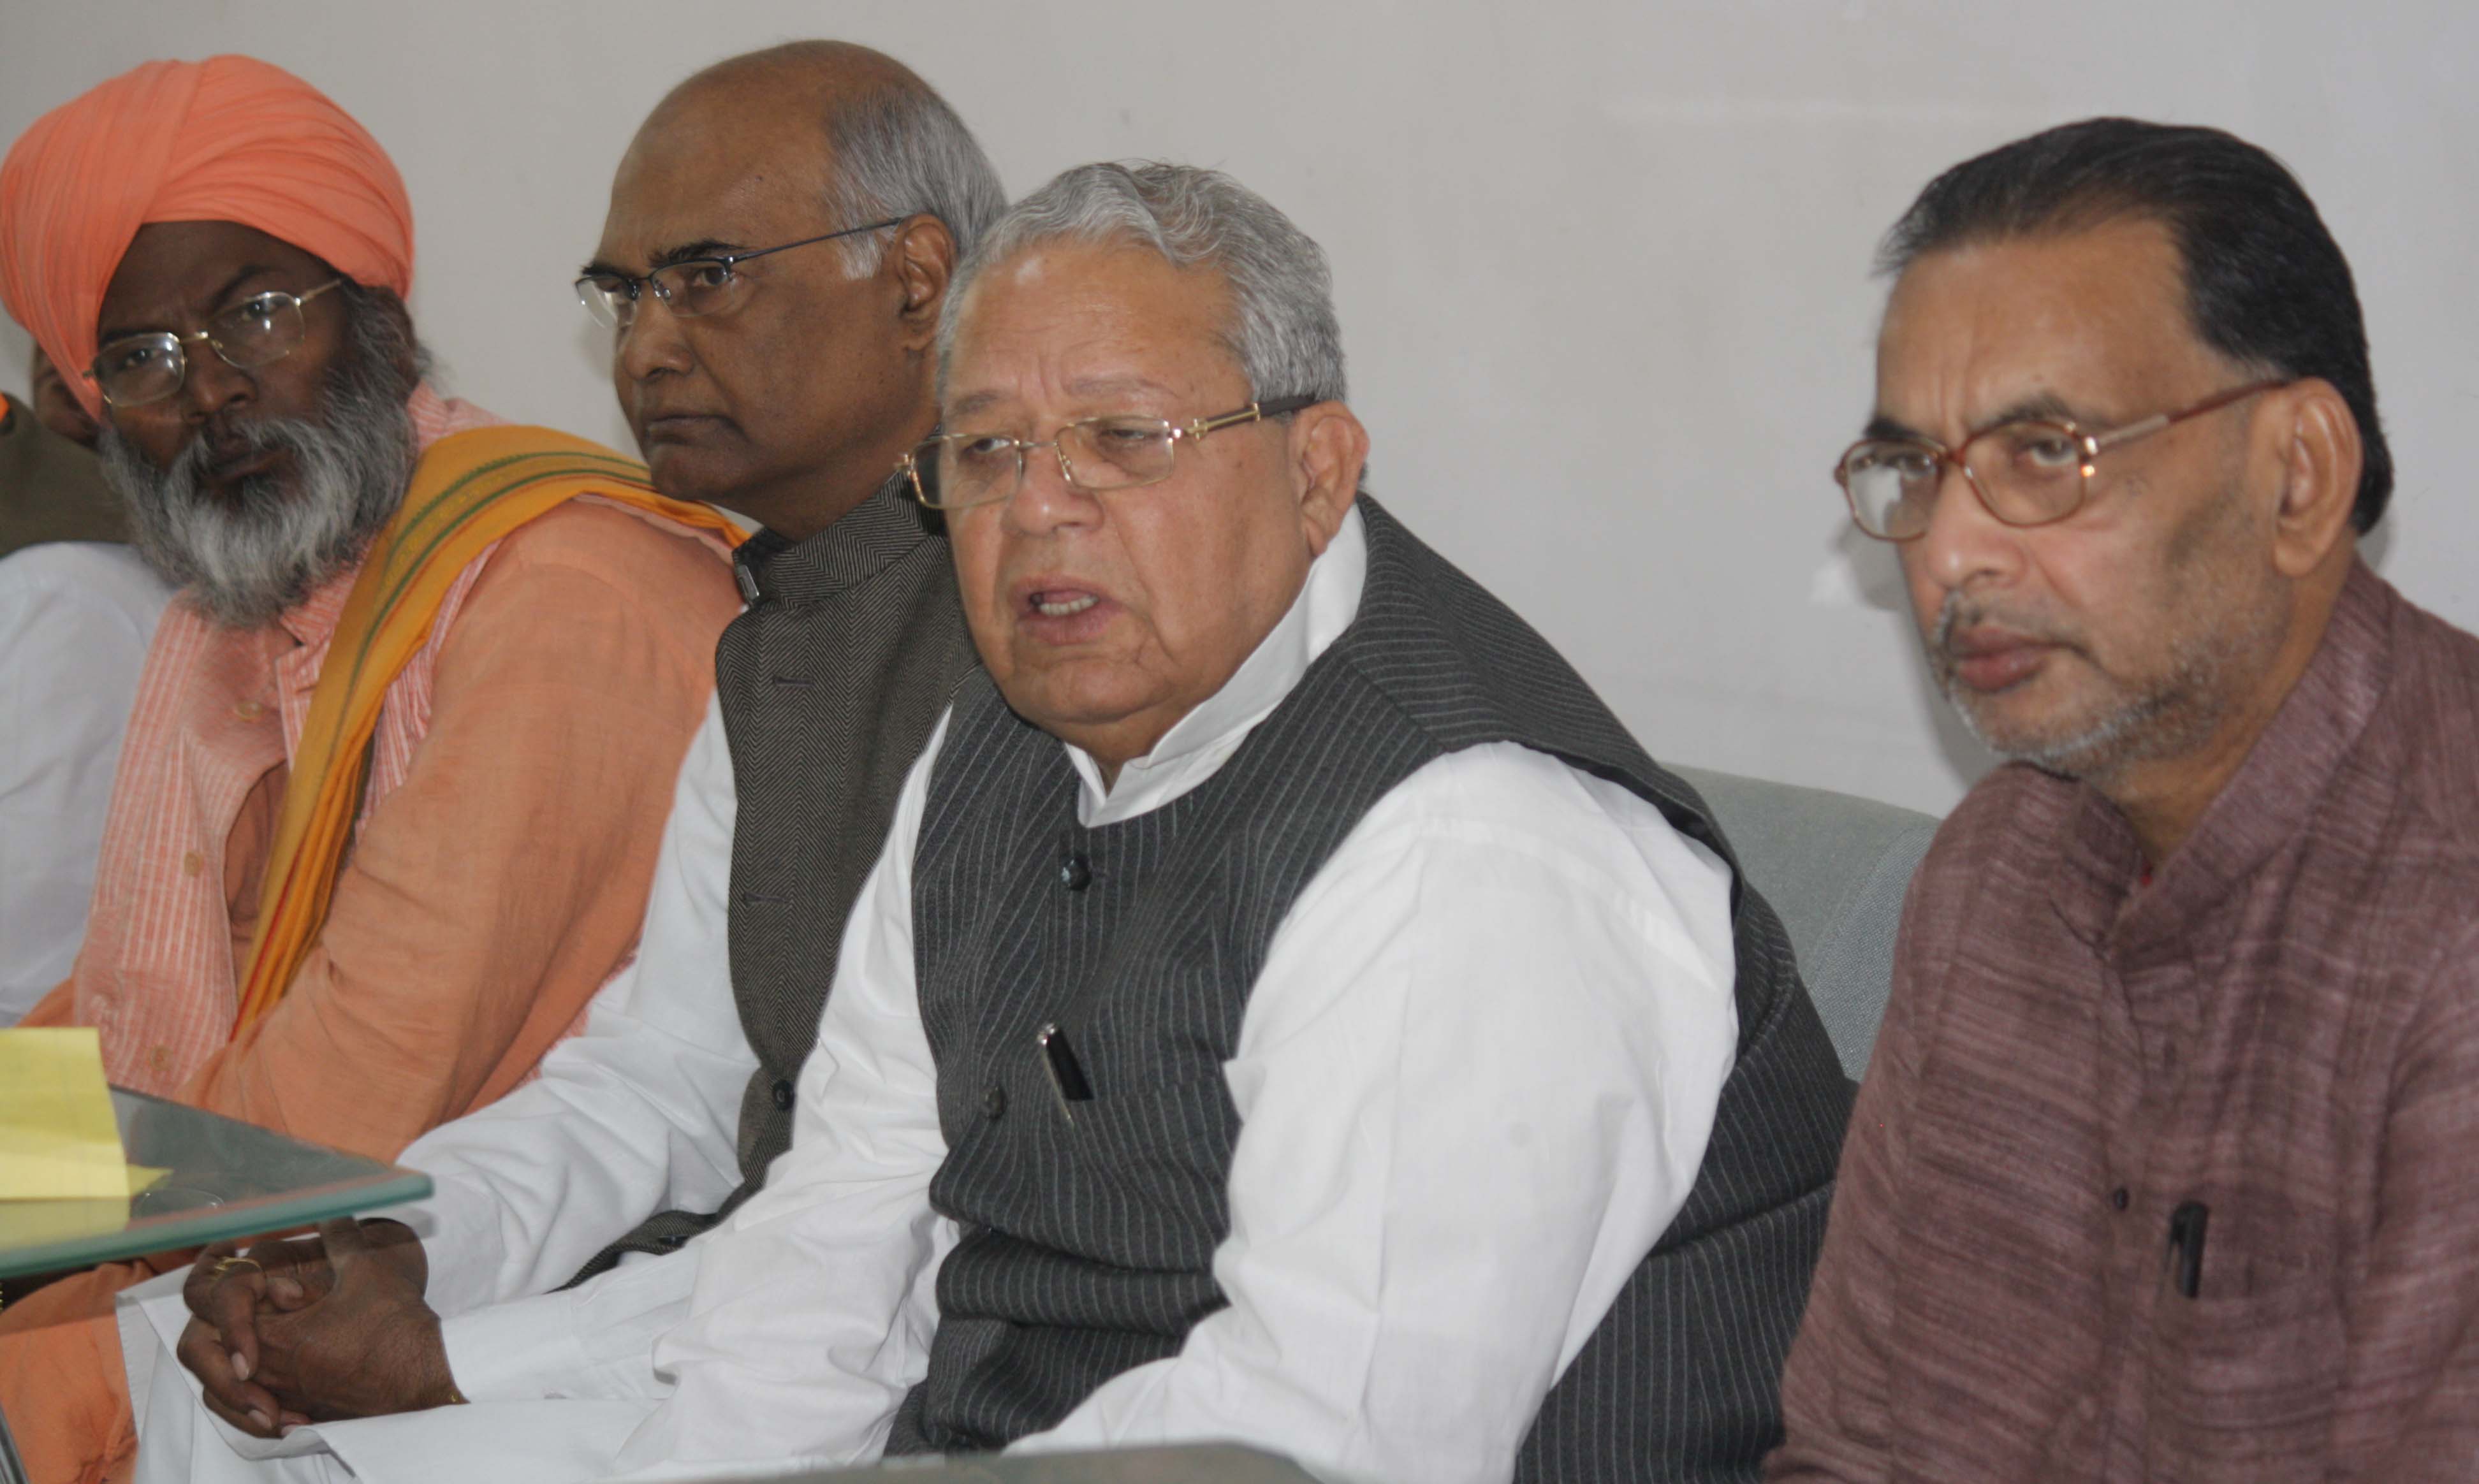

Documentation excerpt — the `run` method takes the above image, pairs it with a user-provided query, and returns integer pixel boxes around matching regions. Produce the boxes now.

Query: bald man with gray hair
[142,161,1846,1484]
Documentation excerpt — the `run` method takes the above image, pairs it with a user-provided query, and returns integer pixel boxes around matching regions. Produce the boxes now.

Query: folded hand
[176,1218,454,1437]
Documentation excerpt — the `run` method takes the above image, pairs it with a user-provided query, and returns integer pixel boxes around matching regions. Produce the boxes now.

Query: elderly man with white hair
[139,161,1850,1484]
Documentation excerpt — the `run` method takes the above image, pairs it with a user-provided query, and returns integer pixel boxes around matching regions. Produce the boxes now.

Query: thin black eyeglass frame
[574,217,909,321]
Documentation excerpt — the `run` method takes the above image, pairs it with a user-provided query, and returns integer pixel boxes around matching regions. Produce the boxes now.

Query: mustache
[1929,591,2077,659]
[98,292,420,628]
[164,414,309,498]
[103,411,407,629]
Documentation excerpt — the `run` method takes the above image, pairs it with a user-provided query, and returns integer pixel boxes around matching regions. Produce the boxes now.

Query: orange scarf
[231,425,743,1031]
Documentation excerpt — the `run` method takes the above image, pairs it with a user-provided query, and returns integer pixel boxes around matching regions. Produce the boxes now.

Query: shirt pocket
[1059,1068,1241,1267]
[2144,1246,2342,1482]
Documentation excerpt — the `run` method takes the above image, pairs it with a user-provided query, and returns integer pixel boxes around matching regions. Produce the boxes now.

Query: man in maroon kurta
[1771,119,2479,1481]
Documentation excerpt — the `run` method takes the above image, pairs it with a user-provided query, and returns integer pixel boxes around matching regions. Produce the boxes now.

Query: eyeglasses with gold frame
[898,394,1317,511]
[1834,379,2290,542]
[85,278,347,409]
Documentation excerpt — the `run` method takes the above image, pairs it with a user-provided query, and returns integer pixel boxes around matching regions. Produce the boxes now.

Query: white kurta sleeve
[604,711,956,1478]
[0,542,168,1021]
[404,695,754,1327]
[1012,742,1740,1484]
[122,708,925,1484]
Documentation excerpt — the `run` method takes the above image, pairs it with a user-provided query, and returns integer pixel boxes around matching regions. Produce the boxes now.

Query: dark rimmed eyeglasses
[897,395,1318,511]
[1834,379,2290,541]
[574,218,908,329]
[85,279,346,409]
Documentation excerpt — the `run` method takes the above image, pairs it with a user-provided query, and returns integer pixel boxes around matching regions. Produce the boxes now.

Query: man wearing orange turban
[0,55,743,1483]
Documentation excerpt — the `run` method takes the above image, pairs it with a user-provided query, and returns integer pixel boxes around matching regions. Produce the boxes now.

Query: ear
[1288,400,1368,556]
[887,215,958,351]
[29,349,100,447]
[2264,377,2362,579]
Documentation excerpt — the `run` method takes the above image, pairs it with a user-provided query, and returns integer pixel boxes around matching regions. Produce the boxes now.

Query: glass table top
[0,1087,431,1278]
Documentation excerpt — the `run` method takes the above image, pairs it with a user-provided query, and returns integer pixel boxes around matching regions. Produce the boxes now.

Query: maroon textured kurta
[1769,560,2479,1482]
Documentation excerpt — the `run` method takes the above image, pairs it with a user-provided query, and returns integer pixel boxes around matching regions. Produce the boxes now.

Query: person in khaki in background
[1,344,173,1020]
[1768,118,2479,1481]
[120,40,1000,1481]
[3,346,125,553]
[0,53,743,1483]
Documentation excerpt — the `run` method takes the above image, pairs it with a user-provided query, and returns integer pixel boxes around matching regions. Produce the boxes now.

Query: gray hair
[99,283,421,627]
[940,161,1347,406]
[822,79,1006,274]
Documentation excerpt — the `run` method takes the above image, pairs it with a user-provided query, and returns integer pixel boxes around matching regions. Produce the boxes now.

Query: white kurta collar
[1065,503,1368,827]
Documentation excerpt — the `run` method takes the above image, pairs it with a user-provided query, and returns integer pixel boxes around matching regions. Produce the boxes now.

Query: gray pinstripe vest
[572,480,979,1280]
[885,498,1852,1481]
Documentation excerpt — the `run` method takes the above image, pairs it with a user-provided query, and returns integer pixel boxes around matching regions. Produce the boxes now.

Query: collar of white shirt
[1065,502,1368,828]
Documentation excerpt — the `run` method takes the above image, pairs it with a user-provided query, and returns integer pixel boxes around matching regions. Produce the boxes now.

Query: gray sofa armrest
[1671,766,1941,1080]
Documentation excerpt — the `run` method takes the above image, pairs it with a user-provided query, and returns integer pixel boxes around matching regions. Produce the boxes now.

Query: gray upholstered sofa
[1671,766,1942,1081]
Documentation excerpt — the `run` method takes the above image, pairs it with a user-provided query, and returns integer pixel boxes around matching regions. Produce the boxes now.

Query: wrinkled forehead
[944,242,1242,414]
[97,219,331,338]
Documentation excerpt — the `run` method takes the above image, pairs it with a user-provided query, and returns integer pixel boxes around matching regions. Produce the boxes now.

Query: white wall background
[5,0,2473,815]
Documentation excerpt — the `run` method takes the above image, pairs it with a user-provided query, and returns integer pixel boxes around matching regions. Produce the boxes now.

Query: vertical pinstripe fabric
[568,480,980,1281]
[887,497,1854,1480]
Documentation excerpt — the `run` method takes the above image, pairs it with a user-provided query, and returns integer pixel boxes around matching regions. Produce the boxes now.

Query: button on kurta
[770,1078,794,1110]
[1058,854,1092,891]
[984,1085,1007,1120]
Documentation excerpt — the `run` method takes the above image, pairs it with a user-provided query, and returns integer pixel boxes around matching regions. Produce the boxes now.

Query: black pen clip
[2167,1200,2210,1300]
[1039,1022,1093,1122]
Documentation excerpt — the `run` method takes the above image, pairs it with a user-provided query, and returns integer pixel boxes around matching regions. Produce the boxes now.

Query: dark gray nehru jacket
[572,479,979,1281]
[882,497,1855,1482]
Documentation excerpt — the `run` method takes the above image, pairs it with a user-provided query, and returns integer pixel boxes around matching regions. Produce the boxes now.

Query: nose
[175,337,254,426]
[615,291,694,384]
[999,438,1104,538]
[1906,461,2024,599]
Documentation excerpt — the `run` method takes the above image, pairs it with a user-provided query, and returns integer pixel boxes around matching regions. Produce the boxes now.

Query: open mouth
[1011,581,1117,643]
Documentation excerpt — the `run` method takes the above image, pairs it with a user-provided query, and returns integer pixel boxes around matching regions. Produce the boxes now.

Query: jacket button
[984,1085,1007,1121]
[771,1078,794,1110]
[1058,853,1092,891]
[2109,1186,2130,1211]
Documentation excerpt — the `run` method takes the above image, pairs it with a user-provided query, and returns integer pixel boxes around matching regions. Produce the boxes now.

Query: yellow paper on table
[0,1027,167,1198]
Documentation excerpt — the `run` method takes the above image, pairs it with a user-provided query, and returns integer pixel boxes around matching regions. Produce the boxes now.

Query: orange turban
[0,55,414,419]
